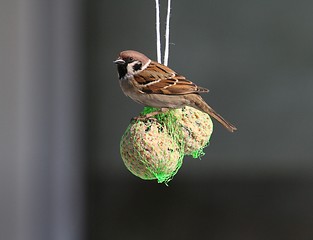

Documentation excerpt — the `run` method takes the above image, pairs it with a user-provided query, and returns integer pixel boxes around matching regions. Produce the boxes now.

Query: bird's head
[114,50,150,79]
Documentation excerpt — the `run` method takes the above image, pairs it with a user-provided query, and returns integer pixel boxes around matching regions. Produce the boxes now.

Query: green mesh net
[120,106,213,184]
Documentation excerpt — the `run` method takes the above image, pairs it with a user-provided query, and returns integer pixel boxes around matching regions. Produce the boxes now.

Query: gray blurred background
[1,0,313,240]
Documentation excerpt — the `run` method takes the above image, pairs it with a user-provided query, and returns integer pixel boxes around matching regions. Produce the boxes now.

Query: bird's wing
[134,61,209,95]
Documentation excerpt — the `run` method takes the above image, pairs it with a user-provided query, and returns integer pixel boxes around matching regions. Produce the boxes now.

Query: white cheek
[127,64,135,75]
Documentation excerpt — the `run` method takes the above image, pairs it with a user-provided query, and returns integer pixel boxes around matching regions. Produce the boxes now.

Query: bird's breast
[119,78,145,103]
[120,78,137,94]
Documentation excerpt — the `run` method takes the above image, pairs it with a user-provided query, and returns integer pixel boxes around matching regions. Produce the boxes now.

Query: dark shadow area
[88,175,313,240]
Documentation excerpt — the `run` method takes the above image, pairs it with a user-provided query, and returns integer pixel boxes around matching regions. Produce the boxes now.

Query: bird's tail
[192,95,237,132]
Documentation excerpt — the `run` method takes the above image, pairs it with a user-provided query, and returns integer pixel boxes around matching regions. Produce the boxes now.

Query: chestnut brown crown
[115,50,150,66]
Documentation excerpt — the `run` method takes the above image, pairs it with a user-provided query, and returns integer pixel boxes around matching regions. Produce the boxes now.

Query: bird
[114,50,237,132]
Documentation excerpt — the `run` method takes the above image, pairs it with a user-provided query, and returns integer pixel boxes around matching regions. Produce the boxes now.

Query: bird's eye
[129,57,134,61]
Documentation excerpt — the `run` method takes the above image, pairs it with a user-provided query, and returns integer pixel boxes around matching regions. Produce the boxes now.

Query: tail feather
[204,105,237,132]
[191,95,237,132]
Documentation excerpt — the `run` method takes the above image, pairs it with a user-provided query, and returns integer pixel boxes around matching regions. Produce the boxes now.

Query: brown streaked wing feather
[136,61,209,95]
[147,61,177,75]
[134,61,174,85]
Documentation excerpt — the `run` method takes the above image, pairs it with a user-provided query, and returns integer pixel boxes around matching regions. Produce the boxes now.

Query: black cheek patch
[133,63,142,72]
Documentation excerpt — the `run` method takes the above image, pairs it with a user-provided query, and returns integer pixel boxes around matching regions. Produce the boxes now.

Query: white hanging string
[163,0,171,66]
[155,0,162,63]
[155,0,172,65]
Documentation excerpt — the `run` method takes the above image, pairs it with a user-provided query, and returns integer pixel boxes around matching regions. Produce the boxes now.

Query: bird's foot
[131,108,169,122]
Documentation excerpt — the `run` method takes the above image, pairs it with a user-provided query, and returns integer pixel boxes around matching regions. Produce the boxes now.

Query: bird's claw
[131,115,157,122]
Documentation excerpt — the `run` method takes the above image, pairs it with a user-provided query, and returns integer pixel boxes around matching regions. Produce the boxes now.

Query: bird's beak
[113,58,125,65]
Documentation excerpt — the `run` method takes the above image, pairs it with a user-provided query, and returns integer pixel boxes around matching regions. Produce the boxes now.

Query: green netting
[191,141,210,159]
[120,106,213,184]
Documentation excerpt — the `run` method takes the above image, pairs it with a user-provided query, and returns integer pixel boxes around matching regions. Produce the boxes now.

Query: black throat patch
[117,64,127,79]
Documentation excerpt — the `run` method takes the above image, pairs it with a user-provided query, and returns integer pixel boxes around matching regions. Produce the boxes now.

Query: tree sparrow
[114,50,237,132]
